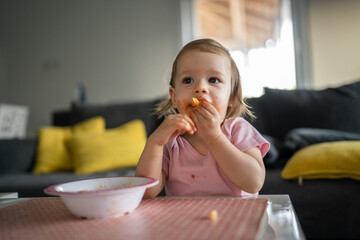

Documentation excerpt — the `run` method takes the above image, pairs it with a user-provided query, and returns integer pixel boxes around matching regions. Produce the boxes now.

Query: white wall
[309,0,360,89]
[2,0,360,137]
[0,0,182,136]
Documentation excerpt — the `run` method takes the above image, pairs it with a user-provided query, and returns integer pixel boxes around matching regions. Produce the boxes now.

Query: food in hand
[209,209,218,221]
[191,97,200,107]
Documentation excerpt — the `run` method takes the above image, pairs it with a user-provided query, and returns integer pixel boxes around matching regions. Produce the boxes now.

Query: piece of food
[191,97,200,107]
[209,210,218,221]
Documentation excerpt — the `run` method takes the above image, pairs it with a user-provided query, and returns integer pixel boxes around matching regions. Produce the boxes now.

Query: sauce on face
[177,97,226,116]
[176,99,187,112]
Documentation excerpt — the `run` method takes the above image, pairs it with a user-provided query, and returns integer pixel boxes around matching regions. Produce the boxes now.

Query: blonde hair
[156,38,254,119]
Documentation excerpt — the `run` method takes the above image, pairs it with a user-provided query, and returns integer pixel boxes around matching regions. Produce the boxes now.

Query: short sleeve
[224,118,270,157]
[162,141,172,177]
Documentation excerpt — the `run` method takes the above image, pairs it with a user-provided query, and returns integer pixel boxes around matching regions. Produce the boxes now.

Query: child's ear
[169,87,177,108]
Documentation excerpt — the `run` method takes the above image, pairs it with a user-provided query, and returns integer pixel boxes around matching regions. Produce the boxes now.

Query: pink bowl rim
[44,176,159,196]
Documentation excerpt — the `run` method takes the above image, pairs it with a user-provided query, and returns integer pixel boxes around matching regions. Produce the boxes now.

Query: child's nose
[194,81,209,94]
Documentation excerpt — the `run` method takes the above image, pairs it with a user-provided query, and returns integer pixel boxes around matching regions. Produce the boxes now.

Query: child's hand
[149,114,196,146]
[189,101,223,144]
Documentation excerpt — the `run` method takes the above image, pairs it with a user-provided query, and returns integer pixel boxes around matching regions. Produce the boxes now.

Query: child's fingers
[152,114,198,145]
[169,114,196,135]
[188,110,199,125]
[197,102,221,122]
[169,129,185,139]
[165,122,189,139]
[191,106,209,122]
[181,114,197,133]
[199,101,218,115]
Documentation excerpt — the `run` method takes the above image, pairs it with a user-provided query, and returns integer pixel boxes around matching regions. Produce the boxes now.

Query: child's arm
[207,135,265,193]
[190,102,265,193]
[135,114,196,198]
[135,139,167,198]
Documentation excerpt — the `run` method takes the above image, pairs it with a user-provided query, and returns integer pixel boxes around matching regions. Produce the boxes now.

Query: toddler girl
[136,38,269,198]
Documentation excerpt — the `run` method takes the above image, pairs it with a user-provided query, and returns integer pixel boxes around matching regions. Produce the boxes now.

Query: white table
[263,194,305,240]
[0,192,18,199]
[0,194,305,240]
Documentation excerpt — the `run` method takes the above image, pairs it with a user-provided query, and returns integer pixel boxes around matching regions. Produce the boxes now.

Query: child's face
[170,50,232,121]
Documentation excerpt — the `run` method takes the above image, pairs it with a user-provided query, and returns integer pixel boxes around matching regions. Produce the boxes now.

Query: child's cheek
[176,99,187,112]
[216,104,226,114]
[213,96,227,115]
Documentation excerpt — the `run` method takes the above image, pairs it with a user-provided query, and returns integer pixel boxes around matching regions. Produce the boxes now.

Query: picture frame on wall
[0,104,29,139]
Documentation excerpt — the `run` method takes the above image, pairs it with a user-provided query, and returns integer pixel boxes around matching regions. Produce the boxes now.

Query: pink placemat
[0,197,268,240]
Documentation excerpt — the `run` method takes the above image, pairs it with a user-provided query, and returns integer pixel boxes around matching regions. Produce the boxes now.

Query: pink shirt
[162,117,270,197]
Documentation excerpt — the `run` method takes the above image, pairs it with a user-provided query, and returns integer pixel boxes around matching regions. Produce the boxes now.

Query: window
[181,0,296,97]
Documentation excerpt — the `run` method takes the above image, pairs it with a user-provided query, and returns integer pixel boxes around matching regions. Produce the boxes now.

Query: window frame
[179,0,312,89]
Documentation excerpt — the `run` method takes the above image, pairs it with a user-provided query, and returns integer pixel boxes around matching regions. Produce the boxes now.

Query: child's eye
[183,77,194,84]
[209,77,220,84]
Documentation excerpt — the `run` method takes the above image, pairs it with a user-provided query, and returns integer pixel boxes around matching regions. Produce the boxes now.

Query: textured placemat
[0,197,268,240]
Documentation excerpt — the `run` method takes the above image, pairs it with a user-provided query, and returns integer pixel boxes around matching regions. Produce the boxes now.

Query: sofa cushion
[68,120,147,174]
[258,80,360,141]
[284,128,360,152]
[0,139,37,174]
[262,135,280,166]
[33,117,105,174]
[281,141,360,180]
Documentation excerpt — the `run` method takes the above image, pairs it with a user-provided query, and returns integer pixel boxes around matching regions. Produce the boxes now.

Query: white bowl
[44,176,158,219]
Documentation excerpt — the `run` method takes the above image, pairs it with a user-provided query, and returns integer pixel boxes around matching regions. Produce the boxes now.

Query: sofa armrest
[0,139,38,174]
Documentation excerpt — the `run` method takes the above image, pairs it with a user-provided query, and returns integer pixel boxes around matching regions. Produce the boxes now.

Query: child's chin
[182,105,196,116]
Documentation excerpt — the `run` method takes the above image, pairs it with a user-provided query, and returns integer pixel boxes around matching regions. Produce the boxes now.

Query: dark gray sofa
[1,80,359,239]
[247,80,360,240]
[0,98,164,197]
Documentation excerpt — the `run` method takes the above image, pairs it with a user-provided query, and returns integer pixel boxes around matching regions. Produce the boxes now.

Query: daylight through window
[192,0,296,97]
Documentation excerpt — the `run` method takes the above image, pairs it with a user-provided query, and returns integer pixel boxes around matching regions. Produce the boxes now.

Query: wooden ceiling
[195,0,280,51]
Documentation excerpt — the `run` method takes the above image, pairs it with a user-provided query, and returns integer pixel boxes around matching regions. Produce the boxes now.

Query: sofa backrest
[53,80,360,142]
[52,97,166,137]
[246,80,360,141]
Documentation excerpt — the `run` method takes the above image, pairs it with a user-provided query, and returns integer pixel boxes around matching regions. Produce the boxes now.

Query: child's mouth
[191,97,200,107]
[186,97,200,113]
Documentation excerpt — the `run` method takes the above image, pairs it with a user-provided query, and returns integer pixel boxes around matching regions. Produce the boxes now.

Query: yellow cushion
[68,119,147,174]
[281,141,360,180]
[33,117,105,173]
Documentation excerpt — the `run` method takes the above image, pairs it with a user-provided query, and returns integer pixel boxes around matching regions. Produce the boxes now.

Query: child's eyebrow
[207,69,226,76]
[178,69,226,78]
[177,70,194,77]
